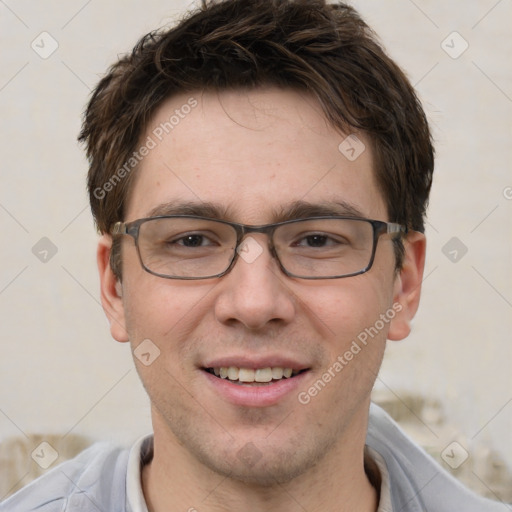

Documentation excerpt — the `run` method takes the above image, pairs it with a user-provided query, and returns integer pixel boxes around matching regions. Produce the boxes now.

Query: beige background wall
[1,0,511,491]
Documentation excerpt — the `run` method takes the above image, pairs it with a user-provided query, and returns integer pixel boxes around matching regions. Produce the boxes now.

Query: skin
[97,88,425,512]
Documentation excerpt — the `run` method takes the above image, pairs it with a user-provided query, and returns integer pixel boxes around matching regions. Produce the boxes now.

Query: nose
[213,235,296,330]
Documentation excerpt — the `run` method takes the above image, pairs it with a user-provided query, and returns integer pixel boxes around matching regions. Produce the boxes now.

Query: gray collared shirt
[1,403,508,511]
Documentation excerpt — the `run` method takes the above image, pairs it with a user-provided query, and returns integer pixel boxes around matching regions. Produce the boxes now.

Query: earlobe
[387,231,426,341]
[97,235,129,343]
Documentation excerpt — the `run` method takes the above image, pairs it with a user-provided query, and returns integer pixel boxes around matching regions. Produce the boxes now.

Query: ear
[97,235,129,343]
[387,231,426,341]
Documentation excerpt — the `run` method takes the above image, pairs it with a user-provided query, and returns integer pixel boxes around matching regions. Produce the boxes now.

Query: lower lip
[201,369,310,407]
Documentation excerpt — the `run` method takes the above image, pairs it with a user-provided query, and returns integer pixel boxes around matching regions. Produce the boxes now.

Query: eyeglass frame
[110,215,408,280]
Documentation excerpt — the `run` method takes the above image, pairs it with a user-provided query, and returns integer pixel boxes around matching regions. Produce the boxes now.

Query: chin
[189,434,334,487]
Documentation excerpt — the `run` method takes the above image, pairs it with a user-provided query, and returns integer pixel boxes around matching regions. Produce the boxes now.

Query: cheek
[298,274,395,345]
[121,280,214,397]
[122,273,217,352]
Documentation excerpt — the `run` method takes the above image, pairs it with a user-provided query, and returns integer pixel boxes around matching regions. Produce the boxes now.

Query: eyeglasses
[111,215,407,280]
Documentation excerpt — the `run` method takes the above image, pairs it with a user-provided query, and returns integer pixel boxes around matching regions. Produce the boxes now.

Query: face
[99,88,424,485]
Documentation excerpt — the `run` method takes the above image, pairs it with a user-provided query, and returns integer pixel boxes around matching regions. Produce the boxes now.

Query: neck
[141,409,379,512]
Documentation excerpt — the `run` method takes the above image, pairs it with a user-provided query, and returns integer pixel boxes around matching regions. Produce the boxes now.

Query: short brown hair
[79,0,434,277]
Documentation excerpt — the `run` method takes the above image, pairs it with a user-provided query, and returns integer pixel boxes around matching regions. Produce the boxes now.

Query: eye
[295,233,344,248]
[172,233,215,247]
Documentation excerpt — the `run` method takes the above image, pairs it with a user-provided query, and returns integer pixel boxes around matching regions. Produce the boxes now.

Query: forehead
[126,88,386,223]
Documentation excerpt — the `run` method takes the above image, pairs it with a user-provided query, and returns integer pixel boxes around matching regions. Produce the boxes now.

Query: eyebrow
[275,200,366,222]
[145,199,367,223]
[147,201,230,220]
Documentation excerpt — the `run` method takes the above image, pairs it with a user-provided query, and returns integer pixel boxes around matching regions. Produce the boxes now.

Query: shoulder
[367,403,509,511]
[0,441,130,512]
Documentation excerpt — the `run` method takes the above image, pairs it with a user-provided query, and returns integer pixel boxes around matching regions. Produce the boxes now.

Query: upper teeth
[213,367,295,382]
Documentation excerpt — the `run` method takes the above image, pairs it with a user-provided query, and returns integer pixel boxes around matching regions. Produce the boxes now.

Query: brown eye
[178,235,207,247]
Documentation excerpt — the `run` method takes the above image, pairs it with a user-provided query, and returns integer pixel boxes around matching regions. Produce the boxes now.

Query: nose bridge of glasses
[234,223,279,260]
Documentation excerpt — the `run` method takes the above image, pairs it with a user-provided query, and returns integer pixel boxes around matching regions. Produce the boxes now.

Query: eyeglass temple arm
[385,223,408,237]
[110,222,127,236]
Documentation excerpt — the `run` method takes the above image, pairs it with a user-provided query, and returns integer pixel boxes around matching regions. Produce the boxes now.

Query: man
[1,0,507,511]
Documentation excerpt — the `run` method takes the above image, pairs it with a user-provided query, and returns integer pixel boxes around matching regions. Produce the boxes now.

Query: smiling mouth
[203,366,309,386]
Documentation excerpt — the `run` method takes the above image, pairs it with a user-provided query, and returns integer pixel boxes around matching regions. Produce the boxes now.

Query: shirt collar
[126,434,153,512]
